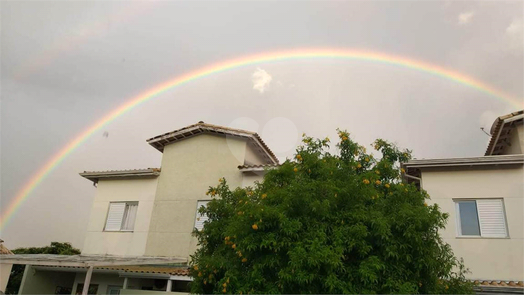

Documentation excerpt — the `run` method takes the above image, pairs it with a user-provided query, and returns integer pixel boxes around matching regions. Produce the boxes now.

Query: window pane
[122,203,138,231]
[458,201,480,236]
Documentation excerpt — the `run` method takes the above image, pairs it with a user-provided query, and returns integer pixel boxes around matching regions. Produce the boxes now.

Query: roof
[147,122,279,165]
[0,254,186,267]
[402,154,524,170]
[80,168,160,183]
[486,110,524,156]
[32,265,190,277]
[238,163,281,172]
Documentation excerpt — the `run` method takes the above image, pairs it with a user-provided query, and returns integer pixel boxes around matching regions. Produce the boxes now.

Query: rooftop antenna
[480,127,491,137]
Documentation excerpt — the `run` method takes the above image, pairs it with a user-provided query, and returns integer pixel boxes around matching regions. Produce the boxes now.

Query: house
[6,122,279,294]
[402,110,524,285]
[3,112,523,294]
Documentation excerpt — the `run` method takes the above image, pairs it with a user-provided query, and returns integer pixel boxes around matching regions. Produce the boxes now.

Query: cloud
[458,11,475,25]
[252,68,272,93]
[505,19,523,53]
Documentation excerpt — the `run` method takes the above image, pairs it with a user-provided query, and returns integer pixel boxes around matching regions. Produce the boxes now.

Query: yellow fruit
[252,224,258,230]
[375,180,381,185]
[357,163,362,168]
[308,169,311,173]
[296,154,302,160]
[294,167,298,172]
[385,184,390,188]
[198,272,202,277]
[365,157,369,162]
[363,179,370,184]
[445,285,449,290]
[194,265,199,270]
[424,202,428,207]
[223,283,227,287]
[223,288,227,293]
[232,244,236,249]
[401,168,406,173]
[261,194,267,199]
[219,178,223,182]
[204,280,207,285]
[242,258,247,263]
[342,136,348,141]
[375,170,380,175]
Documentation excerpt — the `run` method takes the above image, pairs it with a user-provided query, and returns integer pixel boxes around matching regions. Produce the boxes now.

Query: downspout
[404,173,423,190]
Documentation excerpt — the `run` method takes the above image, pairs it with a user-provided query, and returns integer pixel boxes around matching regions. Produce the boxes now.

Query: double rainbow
[1,48,521,230]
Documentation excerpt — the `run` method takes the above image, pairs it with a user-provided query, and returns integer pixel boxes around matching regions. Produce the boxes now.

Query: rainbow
[1,48,522,230]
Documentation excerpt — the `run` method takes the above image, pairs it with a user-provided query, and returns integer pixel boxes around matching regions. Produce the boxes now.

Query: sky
[1,0,523,249]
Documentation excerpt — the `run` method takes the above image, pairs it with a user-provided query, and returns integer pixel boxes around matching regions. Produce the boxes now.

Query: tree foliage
[190,131,473,294]
[5,242,80,294]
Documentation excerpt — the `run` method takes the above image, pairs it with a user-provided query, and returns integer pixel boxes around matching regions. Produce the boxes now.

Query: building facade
[13,122,278,294]
[403,110,524,282]
[8,111,524,293]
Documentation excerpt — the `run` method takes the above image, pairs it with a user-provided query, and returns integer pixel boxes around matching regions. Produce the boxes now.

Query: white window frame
[454,198,509,238]
[104,201,139,232]
[194,200,211,231]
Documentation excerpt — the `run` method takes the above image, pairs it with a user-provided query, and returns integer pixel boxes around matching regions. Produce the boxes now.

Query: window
[194,200,210,231]
[455,199,508,238]
[104,202,138,231]
[75,284,98,295]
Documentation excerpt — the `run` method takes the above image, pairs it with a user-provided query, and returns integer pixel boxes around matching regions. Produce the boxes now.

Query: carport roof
[0,254,186,267]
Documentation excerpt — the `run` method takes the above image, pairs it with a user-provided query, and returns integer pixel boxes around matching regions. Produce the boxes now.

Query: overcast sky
[1,0,523,249]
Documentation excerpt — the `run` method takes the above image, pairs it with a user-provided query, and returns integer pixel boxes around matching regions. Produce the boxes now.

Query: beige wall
[421,166,523,281]
[505,124,523,155]
[82,178,158,256]
[0,263,12,292]
[241,171,265,188]
[244,143,267,166]
[145,134,247,258]
[19,266,76,294]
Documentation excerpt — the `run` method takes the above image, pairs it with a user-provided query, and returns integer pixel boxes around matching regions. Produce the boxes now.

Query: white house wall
[421,166,523,281]
[506,124,524,155]
[241,171,265,188]
[82,178,158,256]
[72,272,124,294]
[18,265,76,294]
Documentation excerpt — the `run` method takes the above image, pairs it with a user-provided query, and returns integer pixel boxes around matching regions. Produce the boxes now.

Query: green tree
[5,242,80,294]
[190,131,473,294]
